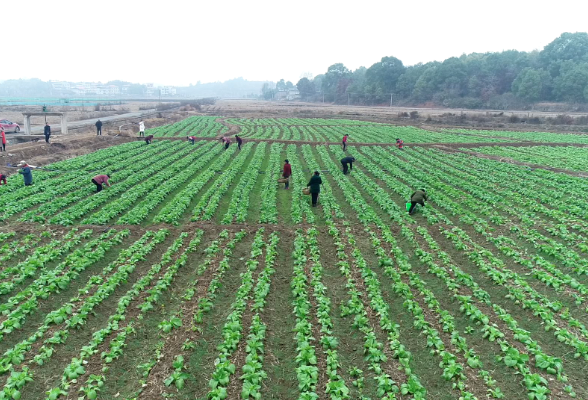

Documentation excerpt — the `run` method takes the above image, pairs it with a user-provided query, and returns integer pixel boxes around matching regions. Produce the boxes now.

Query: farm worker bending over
[396,138,404,150]
[187,136,196,145]
[235,135,243,150]
[138,121,145,137]
[0,173,6,185]
[96,120,103,136]
[17,161,33,186]
[307,171,322,207]
[1,128,6,152]
[145,135,154,144]
[342,134,349,151]
[408,189,427,215]
[282,159,292,189]
[92,174,111,193]
[341,156,356,175]
[44,123,51,144]
[223,137,231,150]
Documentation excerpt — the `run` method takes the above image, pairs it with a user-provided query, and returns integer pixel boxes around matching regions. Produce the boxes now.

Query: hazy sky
[4,0,587,86]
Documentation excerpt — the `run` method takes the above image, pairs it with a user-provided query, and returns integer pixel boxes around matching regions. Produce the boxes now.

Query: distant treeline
[288,32,588,109]
[0,77,267,99]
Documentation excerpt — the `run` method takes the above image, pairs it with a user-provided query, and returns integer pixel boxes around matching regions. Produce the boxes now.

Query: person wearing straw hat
[17,161,33,186]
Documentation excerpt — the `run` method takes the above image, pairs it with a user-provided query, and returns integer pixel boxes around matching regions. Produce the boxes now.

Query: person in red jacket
[145,135,154,144]
[235,135,243,150]
[396,138,404,150]
[0,128,6,152]
[282,159,292,189]
[91,174,111,192]
[187,136,196,145]
[0,174,6,185]
[342,134,349,151]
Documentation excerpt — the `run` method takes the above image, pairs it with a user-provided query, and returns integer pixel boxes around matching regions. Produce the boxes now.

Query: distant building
[287,88,300,101]
[51,81,71,91]
[159,86,177,96]
[274,90,288,100]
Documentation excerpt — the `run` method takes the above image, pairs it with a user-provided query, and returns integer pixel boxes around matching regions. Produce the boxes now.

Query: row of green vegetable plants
[138,230,247,398]
[397,148,588,306]
[50,230,206,399]
[48,142,191,225]
[0,229,88,297]
[0,141,144,198]
[153,145,238,225]
[0,234,43,264]
[402,147,588,276]
[317,145,487,399]
[0,230,168,400]
[191,143,254,221]
[204,229,267,400]
[258,143,284,223]
[18,141,172,224]
[221,143,267,224]
[354,146,579,397]
[0,229,127,341]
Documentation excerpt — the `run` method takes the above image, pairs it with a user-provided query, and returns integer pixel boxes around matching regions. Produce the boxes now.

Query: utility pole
[348,92,350,106]
[390,93,393,107]
[322,92,324,103]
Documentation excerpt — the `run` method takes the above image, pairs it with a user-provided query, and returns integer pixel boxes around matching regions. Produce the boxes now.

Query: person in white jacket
[138,120,145,137]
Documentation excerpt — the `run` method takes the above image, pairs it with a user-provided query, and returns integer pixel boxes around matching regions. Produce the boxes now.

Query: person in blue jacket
[17,160,33,186]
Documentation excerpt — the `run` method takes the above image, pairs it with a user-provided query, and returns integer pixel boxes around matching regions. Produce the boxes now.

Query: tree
[541,32,588,66]
[395,64,427,99]
[296,78,315,100]
[286,81,294,89]
[322,63,351,102]
[553,62,588,102]
[412,65,439,102]
[276,79,287,92]
[365,56,405,100]
[512,68,551,102]
[261,82,276,100]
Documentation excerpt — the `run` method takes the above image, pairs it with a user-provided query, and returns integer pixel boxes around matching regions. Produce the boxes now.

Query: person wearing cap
[342,134,349,151]
[44,122,51,144]
[91,174,111,192]
[408,189,427,215]
[17,161,33,186]
[1,128,6,152]
[187,136,196,145]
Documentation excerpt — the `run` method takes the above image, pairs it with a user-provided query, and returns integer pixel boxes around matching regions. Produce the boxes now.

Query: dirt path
[215,117,241,138]
[4,128,587,180]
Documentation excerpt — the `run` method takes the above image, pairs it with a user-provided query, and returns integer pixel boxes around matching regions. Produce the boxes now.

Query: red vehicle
[0,120,20,132]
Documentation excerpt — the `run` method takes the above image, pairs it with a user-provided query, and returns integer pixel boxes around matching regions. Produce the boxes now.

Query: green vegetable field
[1,116,588,400]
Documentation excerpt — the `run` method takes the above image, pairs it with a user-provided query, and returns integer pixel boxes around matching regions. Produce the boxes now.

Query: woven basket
[302,188,311,195]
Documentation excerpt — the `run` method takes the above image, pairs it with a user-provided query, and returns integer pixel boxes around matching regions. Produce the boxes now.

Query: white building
[160,86,177,96]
